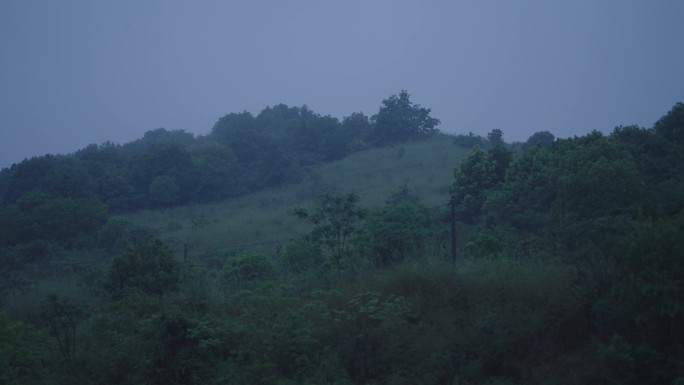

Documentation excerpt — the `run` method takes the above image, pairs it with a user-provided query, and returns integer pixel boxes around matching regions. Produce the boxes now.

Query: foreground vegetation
[0,98,683,384]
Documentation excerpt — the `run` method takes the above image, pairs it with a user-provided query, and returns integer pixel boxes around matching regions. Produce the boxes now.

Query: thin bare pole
[450,196,457,274]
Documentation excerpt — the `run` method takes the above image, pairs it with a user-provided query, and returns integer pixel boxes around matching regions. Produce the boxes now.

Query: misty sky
[1,1,683,169]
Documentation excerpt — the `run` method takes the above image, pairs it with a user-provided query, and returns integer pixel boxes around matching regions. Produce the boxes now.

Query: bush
[362,202,431,266]
[281,236,323,274]
[221,251,273,290]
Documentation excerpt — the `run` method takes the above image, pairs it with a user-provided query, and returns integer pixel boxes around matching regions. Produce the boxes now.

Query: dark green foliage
[39,161,93,199]
[0,154,64,205]
[210,111,257,141]
[452,146,497,201]
[312,290,414,383]
[552,131,645,220]
[2,101,683,385]
[524,130,555,149]
[485,146,555,230]
[148,314,206,384]
[465,232,504,259]
[294,193,365,269]
[488,143,513,183]
[342,112,373,151]
[595,214,684,384]
[368,90,440,146]
[97,215,152,255]
[487,128,504,146]
[148,175,180,207]
[0,312,47,384]
[612,124,684,215]
[188,143,239,202]
[449,109,684,383]
[281,236,324,275]
[0,191,108,266]
[597,334,664,385]
[130,142,197,207]
[220,251,273,290]
[451,146,497,221]
[215,125,297,193]
[93,165,135,210]
[288,111,348,164]
[654,101,684,146]
[40,294,81,360]
[362,202,431,266]
[106,237,180,300]
[79,305,220,385]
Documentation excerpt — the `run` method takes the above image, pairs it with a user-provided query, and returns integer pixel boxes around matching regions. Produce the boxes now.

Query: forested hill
[0,90,439,212]
[1,100,683,385]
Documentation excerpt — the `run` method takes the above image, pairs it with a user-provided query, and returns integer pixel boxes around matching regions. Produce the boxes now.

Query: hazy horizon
[2,1,683,168]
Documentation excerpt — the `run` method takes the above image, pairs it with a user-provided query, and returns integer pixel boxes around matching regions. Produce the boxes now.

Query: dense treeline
[448,103,684,383]
[0,90,438,212]
[1,101,683,384]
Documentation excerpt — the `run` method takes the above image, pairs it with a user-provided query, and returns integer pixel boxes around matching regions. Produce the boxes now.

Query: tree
[487,128,503,147]
[294,193,365,269]
[190,143,239,202]
[94,165,134,211]
[654,102,684,146]
[451,146,497,221]
[281,236,324,275]
[488,142,512,183]
[255,104,304,140]
[342,112,373,151]
[220,251,273,290]
[524,131,555,149]
[549,133,648,299]
[598,214,684,384]
[0,312,46,384]
[552,133,645,220]
[39,161,93,199]
[106,237,180,301]
[486,146,555,228]
[362,202,431,266]
[130,142,195,206]
[41,294,81,360]
[97,215,146,255]
[314,290,413,383]
[0,154,62,205]
[482,146,556,257]
[148,175,180,207]
[369,90,440,146]
[210,111,257,142]
[290,114,346,164]
[9,191,108,250]
[611,125,684,216]
[132,128,196,150]
[212,126,297,191]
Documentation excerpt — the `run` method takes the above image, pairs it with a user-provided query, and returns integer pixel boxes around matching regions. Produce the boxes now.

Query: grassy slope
[126,134,469,258]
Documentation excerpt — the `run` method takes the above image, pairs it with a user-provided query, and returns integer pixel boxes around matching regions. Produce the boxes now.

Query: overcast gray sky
[1,1,683,168]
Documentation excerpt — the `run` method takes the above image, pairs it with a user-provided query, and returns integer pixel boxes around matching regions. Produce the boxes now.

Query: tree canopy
[369,90,441,145]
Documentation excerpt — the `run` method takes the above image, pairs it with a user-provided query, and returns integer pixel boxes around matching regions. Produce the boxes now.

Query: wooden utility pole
[450,196,457,274]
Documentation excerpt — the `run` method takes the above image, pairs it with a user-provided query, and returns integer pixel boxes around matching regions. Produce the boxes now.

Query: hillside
[127,134,469,257]
[1,102,683,385]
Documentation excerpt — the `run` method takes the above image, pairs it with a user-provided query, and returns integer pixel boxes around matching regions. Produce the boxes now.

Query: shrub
[221,251,273,290]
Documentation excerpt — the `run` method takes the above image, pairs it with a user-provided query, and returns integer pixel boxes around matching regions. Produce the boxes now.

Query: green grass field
[126,134,469,258]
